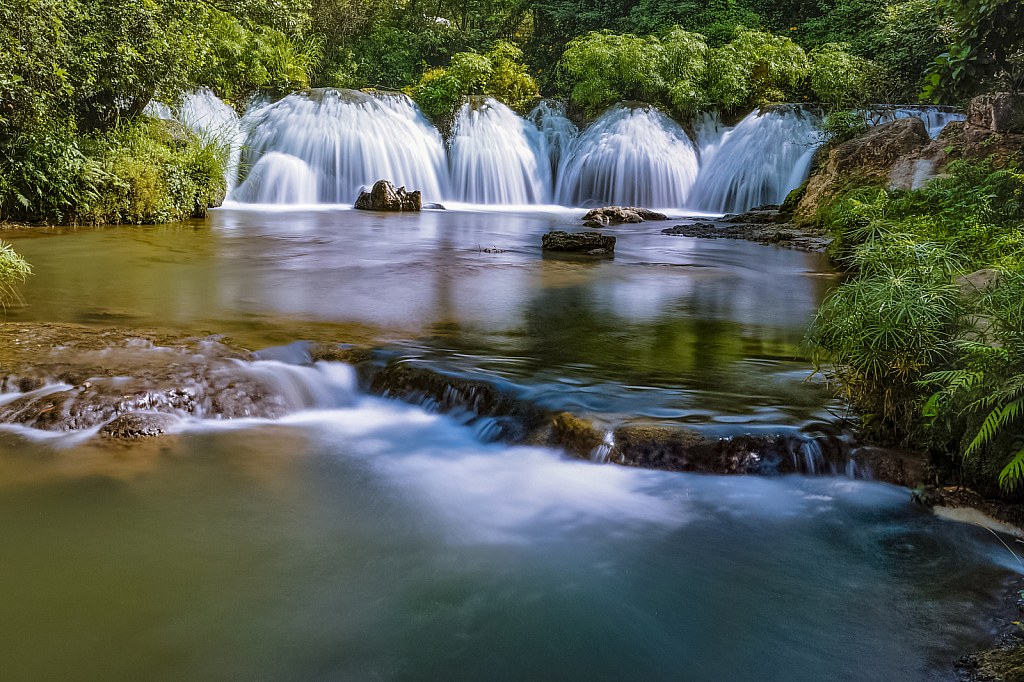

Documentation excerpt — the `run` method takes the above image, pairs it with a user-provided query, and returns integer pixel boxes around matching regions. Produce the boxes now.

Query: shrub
[406,42,539,117]
[559,30,666,113]
[808,43,875,108]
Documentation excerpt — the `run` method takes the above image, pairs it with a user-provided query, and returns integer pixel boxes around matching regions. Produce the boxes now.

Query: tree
[922,0,1024,103]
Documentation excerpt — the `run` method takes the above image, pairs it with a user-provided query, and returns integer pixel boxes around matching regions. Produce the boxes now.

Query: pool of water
[0,207,1016,681]
[4,206,840,432]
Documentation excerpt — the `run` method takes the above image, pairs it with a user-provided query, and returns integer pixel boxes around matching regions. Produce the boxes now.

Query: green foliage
[726,26,808,103]
[196,13,323,102]
[923,0,1024,103]
[818,109,869,154]
[810,160,1024,489]
[406,41,539,117]
[559,30,666,113]
[808,43,874,108]
[0,118,227,225]
[0,241,32,308]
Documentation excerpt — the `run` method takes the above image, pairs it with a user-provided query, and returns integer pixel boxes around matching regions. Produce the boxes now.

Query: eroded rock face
[796,117,931,220]
[353,180,421,211]
[583,206,668,227]
[541,231,615,254]
[968,92,1024,134]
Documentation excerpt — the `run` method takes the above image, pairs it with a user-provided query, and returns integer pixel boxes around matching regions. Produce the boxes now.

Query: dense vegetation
[809,161,1024,493]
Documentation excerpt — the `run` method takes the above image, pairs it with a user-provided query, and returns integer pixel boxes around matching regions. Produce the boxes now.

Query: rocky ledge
[354,179,421,211]
[661,206,833,251]
[582,206,669,227]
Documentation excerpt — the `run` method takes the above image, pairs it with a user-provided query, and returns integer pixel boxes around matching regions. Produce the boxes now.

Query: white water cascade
[868,105,965,139]
[235,88,448,204]
[555,104,699,209]
[527,100,578,178]
[448,98,552,205]
[145,88,244,199]
[688,105,821,214]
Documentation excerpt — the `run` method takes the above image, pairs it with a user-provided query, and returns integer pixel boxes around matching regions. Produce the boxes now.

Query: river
[0,204,1018,681]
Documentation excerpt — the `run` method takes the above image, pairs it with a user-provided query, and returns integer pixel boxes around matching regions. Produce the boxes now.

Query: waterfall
[554,104,699,209]
[236,88,448,204]
[233,152,318,204]
[868,105,965,139]
[688,105,821,214]
[145,87,244,199]
[448,97,552,205]
[691,110,731,163]
[527,100,578,179]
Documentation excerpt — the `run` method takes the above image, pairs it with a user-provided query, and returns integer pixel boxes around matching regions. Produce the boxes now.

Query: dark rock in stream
[99,412,180,439]
[582,206,669,227]
[541,231,615,254]
[662,208,832,251]
[353,180,421,211]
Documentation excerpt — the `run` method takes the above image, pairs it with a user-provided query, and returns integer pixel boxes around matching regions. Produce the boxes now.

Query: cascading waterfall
[145,87,244,199]
[527,100,578,178]
[448,98,552,205]
[235,88,448,204]
[688,105,821,214]
[868,105,965,139]
[555,104,699,209]
[691,111,732,163]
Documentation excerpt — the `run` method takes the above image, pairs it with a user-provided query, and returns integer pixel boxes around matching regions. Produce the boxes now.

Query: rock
[582,206,668,224]
[99,412,179,439]
[968,93,1023,134]
[421,202,446,210]
[795,117,931,221]
[541,231,616,253]
[353,180,421,211]
[957,268,1001,300]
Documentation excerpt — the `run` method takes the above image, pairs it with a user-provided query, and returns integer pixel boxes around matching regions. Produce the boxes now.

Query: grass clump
[0,241,31,307]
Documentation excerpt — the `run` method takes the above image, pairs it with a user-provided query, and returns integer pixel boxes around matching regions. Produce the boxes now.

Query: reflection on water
[4,207,839,429]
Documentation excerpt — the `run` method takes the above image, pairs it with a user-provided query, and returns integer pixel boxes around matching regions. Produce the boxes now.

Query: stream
[0,205,1019,681]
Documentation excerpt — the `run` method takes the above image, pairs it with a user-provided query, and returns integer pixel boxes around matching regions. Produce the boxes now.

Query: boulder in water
[541,231,615,254]
[99,412,179,440]
[354,180,422,211]
[583,206,668,226]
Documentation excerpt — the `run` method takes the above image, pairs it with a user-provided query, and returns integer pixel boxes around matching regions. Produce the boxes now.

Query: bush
[559,30,666,113]
[406,41,539,117]
[810,159,1024,490]
[808,43,875,108]
[0,117,227,225]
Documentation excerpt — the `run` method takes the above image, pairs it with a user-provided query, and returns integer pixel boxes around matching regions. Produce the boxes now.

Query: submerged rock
[541,231,615,254]
[353,180,422,211]
[99,412,180,439]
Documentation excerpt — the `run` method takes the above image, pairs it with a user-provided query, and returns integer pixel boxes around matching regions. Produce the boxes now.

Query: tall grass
[0,240,31,308]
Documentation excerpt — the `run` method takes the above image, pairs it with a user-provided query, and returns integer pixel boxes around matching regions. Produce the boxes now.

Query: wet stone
[99,412,180,439]
[541,231,616,253]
